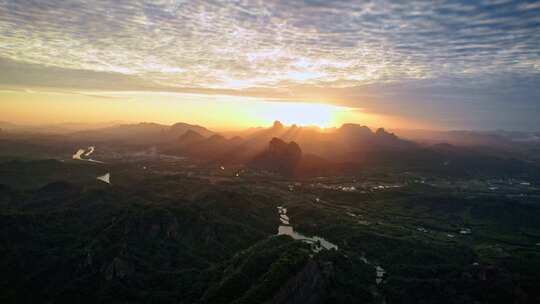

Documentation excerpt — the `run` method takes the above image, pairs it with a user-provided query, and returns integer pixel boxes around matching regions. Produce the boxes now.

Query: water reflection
[84,146,95,156]
[96,173,111,184]
[72,146,104,163]
[276,207,386,285]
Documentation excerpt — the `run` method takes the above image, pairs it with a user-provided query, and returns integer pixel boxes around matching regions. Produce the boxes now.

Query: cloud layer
[0,0,539,129]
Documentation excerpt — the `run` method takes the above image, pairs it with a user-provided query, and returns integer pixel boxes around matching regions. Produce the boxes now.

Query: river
[277,206,385,285]
[72,146,104,163]
[276,206,338,253]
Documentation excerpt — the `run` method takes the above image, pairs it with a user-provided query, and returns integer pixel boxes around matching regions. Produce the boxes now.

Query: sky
[0,0,539,130]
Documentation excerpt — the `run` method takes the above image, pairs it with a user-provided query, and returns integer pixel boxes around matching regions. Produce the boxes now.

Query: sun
[259,101,349,128]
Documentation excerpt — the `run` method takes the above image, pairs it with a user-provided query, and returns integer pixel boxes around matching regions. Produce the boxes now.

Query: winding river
[72,146,110,184]
[277,206,338,253]
[72,146,104,163]
[277,206,385,285]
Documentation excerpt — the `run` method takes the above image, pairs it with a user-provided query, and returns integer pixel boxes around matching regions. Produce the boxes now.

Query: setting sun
[0,89,371,130]
[256,101,349,128]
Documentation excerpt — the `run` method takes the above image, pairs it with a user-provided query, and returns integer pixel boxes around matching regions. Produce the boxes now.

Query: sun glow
[0,89,378,130]
[257,101,349,128]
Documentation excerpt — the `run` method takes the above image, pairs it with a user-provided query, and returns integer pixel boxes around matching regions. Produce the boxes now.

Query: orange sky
[0,88,429,131]
[0,1,539,131]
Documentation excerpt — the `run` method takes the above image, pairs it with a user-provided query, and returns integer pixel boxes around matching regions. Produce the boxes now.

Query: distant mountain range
[156,121,538,178]
[0,121,126,134]
[69,122,214,144]
[3,120,539,146]
[2,120,539,177]
[394,128,540,146]
[161,120,412,166]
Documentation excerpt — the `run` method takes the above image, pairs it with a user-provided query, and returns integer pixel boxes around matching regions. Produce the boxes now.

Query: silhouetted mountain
[338,123,373,138]
[177,130,206,144]
[239,121,291,151]
[155,121,540,178]
[70,122,168,144]
[166,130,251,163]
[250,138,302,176]
[69,122,213,145]
[335,124,411,150]
[394,129,540,146]
[237,122,414,164]
[272,120,284,130]
[0,121,126,134]
[169,122,213,138]
[0,121,18,130]
[269,138,301,157]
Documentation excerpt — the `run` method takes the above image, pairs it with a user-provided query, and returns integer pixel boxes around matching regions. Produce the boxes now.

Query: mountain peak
[269,137,295,154]
[178,130,204,143]
[338,123,373,137]
[171,122,194,128]
[250,138,302,176]
[272,120,284,129]
[375,127,397,138]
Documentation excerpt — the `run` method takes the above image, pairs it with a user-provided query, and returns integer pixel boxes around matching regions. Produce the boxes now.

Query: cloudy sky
[1,0,539,130]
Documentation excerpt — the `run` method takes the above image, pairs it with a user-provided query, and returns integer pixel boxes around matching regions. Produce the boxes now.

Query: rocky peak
[272,120,284,129]
[268,138,301,159]
[339,123,372,136]
[250,138,302,176]
[375,127,399,141]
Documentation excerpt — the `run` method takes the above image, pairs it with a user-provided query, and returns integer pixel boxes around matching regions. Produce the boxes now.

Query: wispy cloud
[1,0,538,88]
